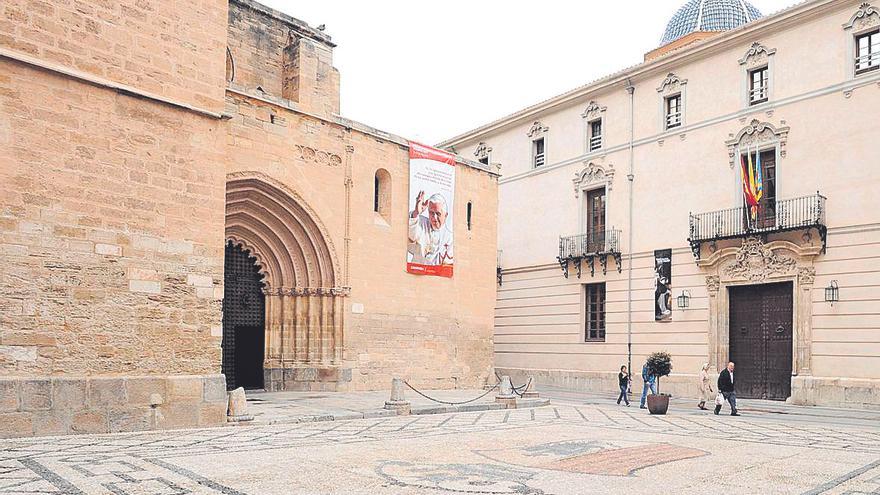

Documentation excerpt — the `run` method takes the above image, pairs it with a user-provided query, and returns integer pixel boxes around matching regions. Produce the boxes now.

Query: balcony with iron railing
[855,50,879,75]
[557,229,622,278]
[665,111,682,129]
[687,192,827,259]
[589,135,603,152]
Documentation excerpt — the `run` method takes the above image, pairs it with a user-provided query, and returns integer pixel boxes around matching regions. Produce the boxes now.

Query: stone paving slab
[238,388,550,426]
[2,402,879,494]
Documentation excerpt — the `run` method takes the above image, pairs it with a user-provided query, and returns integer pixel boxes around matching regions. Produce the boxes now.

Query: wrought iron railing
[589,135,602,151]
[557,229,622,278]
[688,192,827,259]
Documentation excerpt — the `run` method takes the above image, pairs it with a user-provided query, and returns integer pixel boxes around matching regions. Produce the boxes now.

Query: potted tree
[646,351,673,415]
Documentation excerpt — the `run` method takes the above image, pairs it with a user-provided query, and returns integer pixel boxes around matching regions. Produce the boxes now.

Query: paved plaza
[2,390,879,495]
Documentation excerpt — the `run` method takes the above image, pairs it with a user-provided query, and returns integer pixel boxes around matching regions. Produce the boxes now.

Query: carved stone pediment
[725,119,790,168]
[739,42,776,68]
[572,161,614,197]
[527,121,549,138]
[581,100,606,120]
[656,72,687,94]
[473,141,492,159]
[722,237,797,281]
[843,2,880,31]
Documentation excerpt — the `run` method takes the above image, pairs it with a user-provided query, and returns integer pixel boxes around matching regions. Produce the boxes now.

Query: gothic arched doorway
[222,242,266,390]
[224,173,349,392]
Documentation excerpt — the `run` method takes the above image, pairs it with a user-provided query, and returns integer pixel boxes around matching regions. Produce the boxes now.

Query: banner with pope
[406,141,456,277]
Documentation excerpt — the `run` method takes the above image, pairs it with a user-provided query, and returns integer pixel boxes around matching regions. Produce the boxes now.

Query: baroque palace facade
[441,0,880,408]
[0,0,498,437]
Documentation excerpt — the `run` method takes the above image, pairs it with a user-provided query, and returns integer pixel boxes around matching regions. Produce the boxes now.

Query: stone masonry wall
[0,0,228,112]
[227,0,340,116]
[0,59,226,377]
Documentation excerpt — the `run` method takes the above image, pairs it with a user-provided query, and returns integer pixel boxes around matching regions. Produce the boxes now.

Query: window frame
[532,137,546,168]
[664,94,682,130]
[748,66,770,105]
[583,282,607,343]
[855,29,880,75]
[588,118,603,152]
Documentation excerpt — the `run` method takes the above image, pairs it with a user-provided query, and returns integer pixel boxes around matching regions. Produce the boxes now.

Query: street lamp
[676,290,691,309]
[824,280,839,306]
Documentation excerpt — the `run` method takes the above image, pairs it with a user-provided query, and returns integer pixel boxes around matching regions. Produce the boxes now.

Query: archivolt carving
[725,119,790,168]
[656,72,687,94]
[581,100,606,119]
[722,236,796,281]
[843,2,880,31]
[474,141,493,159]
[225,172,341,290]
[739,42,776,67]
[572,161,615,197]
[293,144,343,167]
[527,121,549,137]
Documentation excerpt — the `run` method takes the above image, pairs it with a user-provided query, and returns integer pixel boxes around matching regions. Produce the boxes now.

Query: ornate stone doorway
[701,236,820,385]
[222,242,266,390]
[729,281,793,400]
[224,173,350,391]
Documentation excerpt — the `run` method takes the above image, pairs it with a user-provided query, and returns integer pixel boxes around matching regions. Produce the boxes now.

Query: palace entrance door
[728,282,793,400]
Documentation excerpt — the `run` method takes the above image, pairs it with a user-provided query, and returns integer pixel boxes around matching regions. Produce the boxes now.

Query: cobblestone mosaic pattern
[1,405,879,494]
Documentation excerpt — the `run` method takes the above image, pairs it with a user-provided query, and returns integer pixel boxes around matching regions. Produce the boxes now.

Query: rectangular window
[742,149,777,229]
[749,66,769,105]
[856,30,880,75]
[585,283,606,342]
[588,119,603,151]
[665,94,682,129]
[585,187,606,253]
[533,138,545,168]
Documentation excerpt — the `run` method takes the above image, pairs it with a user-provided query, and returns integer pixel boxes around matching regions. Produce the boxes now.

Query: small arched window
[467,201,473,231]
[374,169,392,222]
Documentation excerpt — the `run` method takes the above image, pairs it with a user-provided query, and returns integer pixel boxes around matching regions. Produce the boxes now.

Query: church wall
[0,0,231,435]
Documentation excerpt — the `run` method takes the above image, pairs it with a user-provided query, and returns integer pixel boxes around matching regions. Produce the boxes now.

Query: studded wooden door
[728,282,793,400]
[222,242,266,390]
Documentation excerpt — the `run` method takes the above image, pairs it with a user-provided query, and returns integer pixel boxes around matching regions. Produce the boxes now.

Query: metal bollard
[384,378,411,414]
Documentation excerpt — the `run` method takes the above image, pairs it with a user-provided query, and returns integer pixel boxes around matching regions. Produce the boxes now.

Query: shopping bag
[715,392,724,406]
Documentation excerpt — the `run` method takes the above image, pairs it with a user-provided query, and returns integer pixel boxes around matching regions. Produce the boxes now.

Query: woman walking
[698,363,714,410]
[617,365,631,406]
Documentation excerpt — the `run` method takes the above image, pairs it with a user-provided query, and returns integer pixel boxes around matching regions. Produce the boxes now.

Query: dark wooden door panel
[728,282,793,400]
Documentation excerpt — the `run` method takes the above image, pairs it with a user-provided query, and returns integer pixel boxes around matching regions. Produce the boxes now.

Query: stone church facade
[442,0,880,409]
[0,0,498,437]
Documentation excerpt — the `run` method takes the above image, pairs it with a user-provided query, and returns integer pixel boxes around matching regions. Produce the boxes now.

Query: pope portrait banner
[406,141,456,277]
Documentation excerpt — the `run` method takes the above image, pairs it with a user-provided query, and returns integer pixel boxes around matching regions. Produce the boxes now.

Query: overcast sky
[260,0,795,145]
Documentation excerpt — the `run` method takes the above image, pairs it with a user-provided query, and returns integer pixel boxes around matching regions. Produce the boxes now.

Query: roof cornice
[438,0,848,148]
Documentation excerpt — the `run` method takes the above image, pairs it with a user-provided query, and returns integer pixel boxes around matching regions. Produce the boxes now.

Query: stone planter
[647,394,670,415]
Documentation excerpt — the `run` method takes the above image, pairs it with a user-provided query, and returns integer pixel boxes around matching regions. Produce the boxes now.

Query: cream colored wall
[456,0,880,393]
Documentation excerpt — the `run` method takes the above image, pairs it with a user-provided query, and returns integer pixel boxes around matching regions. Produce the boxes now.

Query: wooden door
[728,282,793,400]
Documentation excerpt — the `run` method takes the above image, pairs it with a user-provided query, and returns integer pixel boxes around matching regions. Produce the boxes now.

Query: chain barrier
[402,380,500,406]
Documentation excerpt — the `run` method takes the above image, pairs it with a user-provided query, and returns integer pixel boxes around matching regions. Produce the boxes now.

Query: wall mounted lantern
[824,280,839,305]
[676,290,691,309]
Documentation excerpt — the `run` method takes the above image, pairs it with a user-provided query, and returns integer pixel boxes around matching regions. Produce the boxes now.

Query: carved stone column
[796,267,816,375]
[706,275,721,370]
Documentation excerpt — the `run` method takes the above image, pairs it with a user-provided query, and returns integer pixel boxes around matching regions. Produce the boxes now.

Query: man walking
[715,361,740,416]
[639,360,656,409]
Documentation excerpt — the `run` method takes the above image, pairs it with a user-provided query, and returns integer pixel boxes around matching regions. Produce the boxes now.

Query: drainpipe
[625,79,635,379]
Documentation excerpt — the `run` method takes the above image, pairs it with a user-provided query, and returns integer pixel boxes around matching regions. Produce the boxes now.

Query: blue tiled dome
[661,0,763,45]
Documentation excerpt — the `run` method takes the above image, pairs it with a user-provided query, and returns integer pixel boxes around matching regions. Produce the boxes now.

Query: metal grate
[221,242,266,390]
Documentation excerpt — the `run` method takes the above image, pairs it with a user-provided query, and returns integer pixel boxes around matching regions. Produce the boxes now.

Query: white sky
[260,0,796,145]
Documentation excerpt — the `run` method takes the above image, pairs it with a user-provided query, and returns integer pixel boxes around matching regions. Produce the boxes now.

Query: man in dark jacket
[715,361,739,416]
